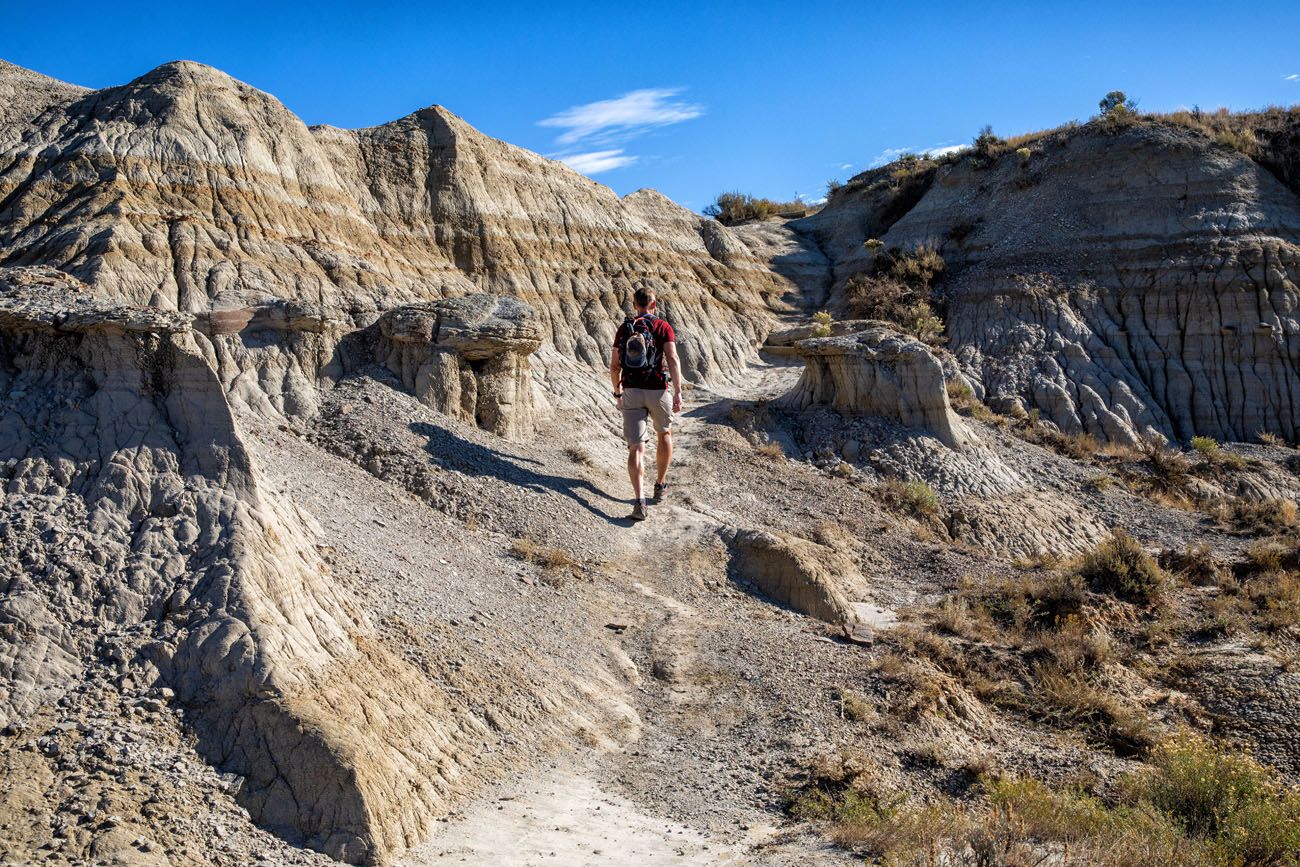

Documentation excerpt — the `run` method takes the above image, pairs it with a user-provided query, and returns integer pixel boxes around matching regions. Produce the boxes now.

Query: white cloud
[925,144,969,158]
[839,162,854,170]
[869,143,970,168]
[868,146,915,168]
[1286,73,1299,81]
[555,149,638,175]
[539,88,704,146]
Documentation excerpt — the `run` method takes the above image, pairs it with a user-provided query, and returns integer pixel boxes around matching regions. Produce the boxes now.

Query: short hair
[633,288,655,309]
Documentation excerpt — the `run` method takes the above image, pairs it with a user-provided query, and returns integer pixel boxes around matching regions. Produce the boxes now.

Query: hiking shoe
[627,501,648,522]
[653,482,669,503]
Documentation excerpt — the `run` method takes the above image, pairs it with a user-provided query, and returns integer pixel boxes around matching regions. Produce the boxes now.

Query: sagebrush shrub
[1137,731,1300,863]
[1077,530,1168,606]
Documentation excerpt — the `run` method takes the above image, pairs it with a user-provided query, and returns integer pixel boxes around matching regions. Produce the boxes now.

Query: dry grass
[755,440,786,461]
[945,380,997,422]
[1136,435,1193,496]
[509,537,579,584]
[881,541,1172,756]
[1036,668,1157,756]
[1088,473,1117,492]
[801,733,1300,865]
[870,650,959,721]
[1150,104,1300,196]
[1008,414,1101,460]
[1002,120,1081,151]
[1229,497,1298,534]
[875,477,941,520]
[1033,616,1115,670]
[1251,570,1300,630]
[835,687,874,722]
[930,596,989,639]
[563,445,596,467]
[1075,529,1169,607]
[1161,542,1223,586]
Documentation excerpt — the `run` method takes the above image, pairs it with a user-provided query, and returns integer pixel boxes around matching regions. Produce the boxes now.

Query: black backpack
[619,315,660,372]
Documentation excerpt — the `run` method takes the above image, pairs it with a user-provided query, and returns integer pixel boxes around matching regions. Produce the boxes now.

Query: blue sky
[3,0,1299,211]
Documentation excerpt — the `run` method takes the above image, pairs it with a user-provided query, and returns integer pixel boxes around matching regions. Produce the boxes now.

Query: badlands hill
[2,58,1300,866]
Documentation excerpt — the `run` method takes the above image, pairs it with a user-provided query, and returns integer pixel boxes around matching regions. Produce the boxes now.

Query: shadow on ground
[409,421,634,524]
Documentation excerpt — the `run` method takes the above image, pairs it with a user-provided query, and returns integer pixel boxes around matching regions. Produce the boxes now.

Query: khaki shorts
[621,387,673,444]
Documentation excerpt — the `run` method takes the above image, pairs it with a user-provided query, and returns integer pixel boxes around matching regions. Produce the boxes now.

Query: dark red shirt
[614,315,675,390]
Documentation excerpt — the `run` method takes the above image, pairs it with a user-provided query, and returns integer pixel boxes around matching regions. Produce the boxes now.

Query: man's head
[633,287,656,314]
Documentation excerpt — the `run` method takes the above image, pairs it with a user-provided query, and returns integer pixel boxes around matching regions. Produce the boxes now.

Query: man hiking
[610,288,683,521]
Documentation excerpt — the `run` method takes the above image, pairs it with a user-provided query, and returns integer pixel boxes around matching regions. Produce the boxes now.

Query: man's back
[614,314,675,390]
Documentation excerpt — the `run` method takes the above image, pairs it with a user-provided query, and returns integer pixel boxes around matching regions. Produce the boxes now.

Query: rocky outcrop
[767,319,1108,557]
[0,60,86,127]
[377,295,542,439]
[770,322,973,450]
[797,123,1300,444]
[0,60,779,406]
[0,267,610,865]
[723,528,862,633]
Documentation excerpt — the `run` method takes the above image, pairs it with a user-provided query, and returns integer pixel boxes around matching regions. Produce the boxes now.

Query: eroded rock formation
[0,59,780,407]
[0,265,639,864]
[723,528,864,634]
[797,123,1300,444]
[377,295,542,439]
[0,55,786,865]
[769,321,973,450]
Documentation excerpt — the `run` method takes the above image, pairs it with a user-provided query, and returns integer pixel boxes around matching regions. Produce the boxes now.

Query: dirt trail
[394,361,853,865]
[401,768,749,866]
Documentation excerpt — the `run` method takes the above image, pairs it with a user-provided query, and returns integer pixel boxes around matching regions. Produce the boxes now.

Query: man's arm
[609,352,623,409]
[664,341,683,413]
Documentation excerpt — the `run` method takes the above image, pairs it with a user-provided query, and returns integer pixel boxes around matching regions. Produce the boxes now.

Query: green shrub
[811,309,833,337]
[983,777,1194,862]
[972,124,1005,167]
[836,687,873,722]
[703,191,808,224]
[786,749,898,824]
[1136,731,1300,864]
[1097,90,1140,130]
[1077,530,1168,606]
[1029,573,1090,626]
[875,478,941,520]
[844,242,947,343]
[903,480,939,516]
[1190,436,1221,456]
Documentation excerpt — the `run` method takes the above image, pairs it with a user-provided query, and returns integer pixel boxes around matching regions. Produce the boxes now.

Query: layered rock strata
[0,60,780,403]
[0,267,610,865]
[797,124,1300,444]
[377,295,542,439]
[770,322,973,450]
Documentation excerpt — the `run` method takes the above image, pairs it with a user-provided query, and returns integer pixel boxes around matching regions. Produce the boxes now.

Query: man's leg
[655,430,673,485]
[627,442,646,502]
